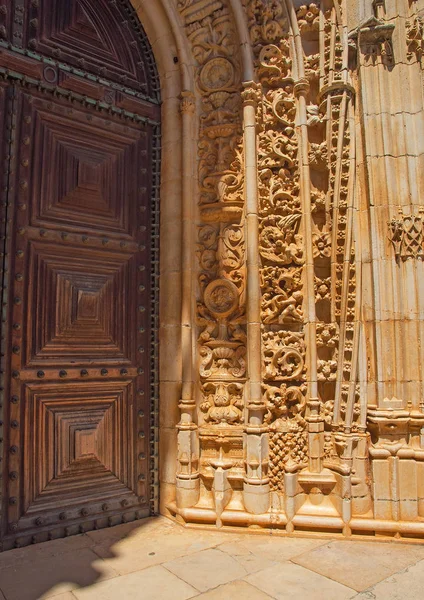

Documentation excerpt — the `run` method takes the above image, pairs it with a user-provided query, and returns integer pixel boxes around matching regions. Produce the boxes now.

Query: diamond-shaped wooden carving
[30,106,142,234]
[41,0,135,76]
[25,242,136,365]
[22,381,137,514]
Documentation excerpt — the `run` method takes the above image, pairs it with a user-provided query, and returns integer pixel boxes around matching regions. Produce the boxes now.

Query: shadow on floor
[0,516,171,600]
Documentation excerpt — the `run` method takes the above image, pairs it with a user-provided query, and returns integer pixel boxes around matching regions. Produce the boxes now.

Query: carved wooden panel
[22,381,136,514]
[27,96,142,235]
[25,242,137,364]
[3,0,158,100]
[0,80,155,549]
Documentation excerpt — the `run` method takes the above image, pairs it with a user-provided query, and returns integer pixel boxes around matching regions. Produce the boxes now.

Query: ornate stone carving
[312,230,332,258]
[200,344,246,379]
[260,266,303,324]
[315,276,331,301]
[266,382,308,488]
[406,15,424,62]
[388,211,424,261]
[262,331,306,381]
[296,3,319,35]
[264,383,306,429]
[351,16,395,67]
[246,0,288,46]
[170,0,423,536]
[259,215,304,265]
[245,0,308,500]
[178,3,246,485]
[200,382,244,424]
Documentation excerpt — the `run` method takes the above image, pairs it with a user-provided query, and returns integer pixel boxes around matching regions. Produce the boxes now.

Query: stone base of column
[176,476,200,509]
[243,481,270,514]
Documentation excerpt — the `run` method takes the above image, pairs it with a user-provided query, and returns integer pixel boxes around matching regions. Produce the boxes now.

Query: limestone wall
[139,0,424,537]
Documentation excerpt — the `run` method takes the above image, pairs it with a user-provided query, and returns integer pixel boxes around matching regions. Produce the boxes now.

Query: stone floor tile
[245,562,356,600]
[292,540,424,591]
[0,535,94,571]
[230,552,279,575]
[356,558,424,600]
[195,580,274,599]
[215,539,280,574]
[86,516,174,545]
[217,534,327,564]
[217,541,253,556]
[0,548,117,600]
[92,526,237,576]
[163,548,248,592]
[72,565,198,600]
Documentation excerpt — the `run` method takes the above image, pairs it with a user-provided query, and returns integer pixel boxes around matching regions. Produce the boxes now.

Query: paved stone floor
[1,517,424,599]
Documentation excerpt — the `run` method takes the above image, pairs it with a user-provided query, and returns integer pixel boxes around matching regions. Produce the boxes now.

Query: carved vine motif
[259,215,304,265]
[388,212,424,261]
[406,15,424,61]
[262,330,306,381]
[178,0,246,428]
[260,266,303,324]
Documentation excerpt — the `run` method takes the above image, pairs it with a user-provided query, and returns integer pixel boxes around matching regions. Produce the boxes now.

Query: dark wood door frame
[0,0,160,551]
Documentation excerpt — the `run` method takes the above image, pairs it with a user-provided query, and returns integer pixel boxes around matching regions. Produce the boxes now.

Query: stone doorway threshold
[0,516,424,599]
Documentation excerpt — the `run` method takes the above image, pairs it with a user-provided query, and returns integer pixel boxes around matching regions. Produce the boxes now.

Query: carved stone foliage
[200,382,244,425]
[262,331,306,381]
[259,215,304,265]
[200,343,246,379]
[248,0,363,492]
[264,383,306,429]
[406,15,424,61]
[297,3,319,35]
[260,266,303,324]
[388,211,424,261]
[178,0,245,429]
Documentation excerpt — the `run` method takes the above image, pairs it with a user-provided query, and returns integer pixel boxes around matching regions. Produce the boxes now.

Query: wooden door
[0,0,160,551]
